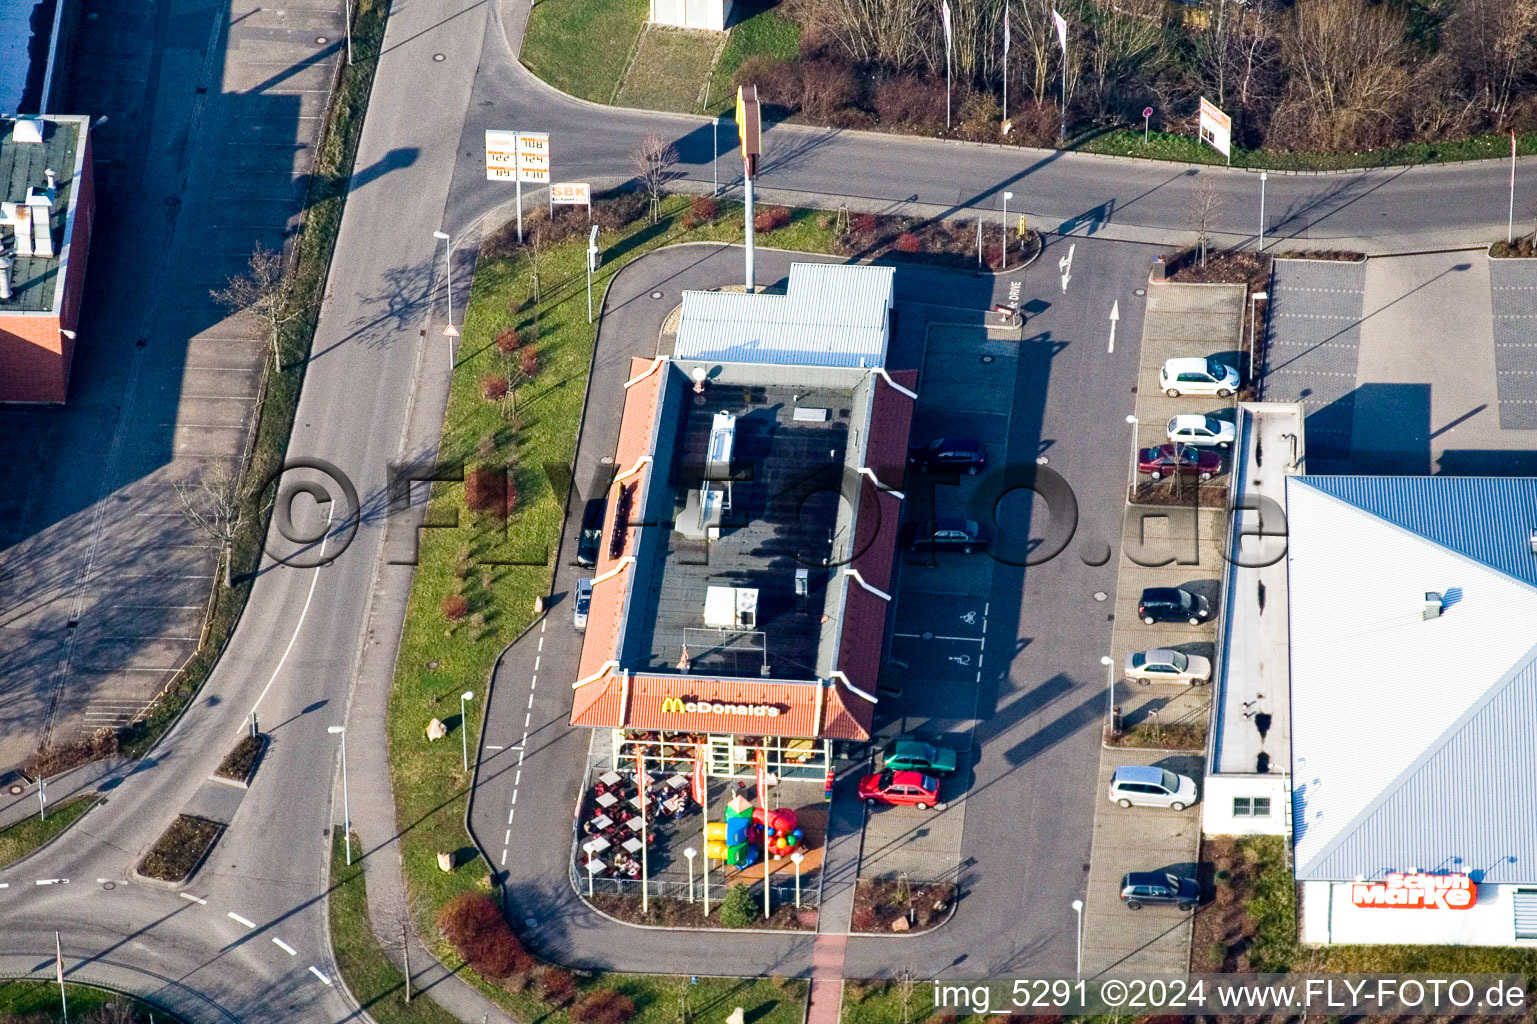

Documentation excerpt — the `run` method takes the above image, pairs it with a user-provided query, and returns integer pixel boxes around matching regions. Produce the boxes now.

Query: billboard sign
[1349,872,1477,910]
[550,181,591,206]
[485,130,516,181]
[517,131,551,183]
[1198,97,1231,158]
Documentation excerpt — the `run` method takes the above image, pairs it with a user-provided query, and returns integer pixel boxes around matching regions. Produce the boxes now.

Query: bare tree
[896,967,917,1024]
[1270,0,1412,151]
[1082,0,1166,117]
[800,0,932,72]
[631,133,679,224]
[1190,179,1223,268]
[175,461,246,588]
[1442,0,1537,124]
[211,242,306,372]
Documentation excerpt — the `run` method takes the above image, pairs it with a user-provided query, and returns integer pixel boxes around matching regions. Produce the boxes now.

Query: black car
[907,437,986,475]
[575,498,607,568]
[1120,870,1199,910]
[1137,586,1210,626]
[903,517,990,553]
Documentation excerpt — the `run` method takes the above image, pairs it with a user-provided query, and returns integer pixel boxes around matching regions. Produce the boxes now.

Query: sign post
[1198,97,1232,166]
[516,132,551,245]
[736,86,762,292]
[586,224,600,325]
[1142,106,1152,144]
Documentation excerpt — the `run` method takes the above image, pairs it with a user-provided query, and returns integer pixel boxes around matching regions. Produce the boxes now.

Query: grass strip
[0,980,185,1022]
[613,27,722,114]
[0,795,96,869]
[328,832,461,1024]
[136,815,222,883]
[710,2,800,115]
[120,0,390,760]
[1077,127,1537,172]
[521,0,648,104]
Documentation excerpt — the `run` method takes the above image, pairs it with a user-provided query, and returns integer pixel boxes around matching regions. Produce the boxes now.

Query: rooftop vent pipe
[0,256,11,300]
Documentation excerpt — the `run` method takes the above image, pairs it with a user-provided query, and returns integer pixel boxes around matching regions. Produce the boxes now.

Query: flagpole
[699,742,710,918]
[758,749,771,920]
[637,752,649,915]
[55,931,67,1024]
[1002,8,1009,127]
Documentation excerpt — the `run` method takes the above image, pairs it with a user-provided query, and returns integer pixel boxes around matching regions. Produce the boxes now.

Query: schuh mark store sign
[1349,872,1477,910]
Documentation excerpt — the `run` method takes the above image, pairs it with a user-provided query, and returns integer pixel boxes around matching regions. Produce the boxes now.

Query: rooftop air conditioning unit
[1423,592,1443,620]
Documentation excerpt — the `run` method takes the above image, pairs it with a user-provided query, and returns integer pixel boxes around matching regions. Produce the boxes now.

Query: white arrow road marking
[1108,300,1121,353]
[179,892,207,905]
[227,912,256,928]
[309,966,333,986]
[273,937,298,956]
[1058,243,1075,293]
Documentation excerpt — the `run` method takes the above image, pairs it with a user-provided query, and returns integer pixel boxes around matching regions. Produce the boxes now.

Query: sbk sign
[1349,872,1477,910]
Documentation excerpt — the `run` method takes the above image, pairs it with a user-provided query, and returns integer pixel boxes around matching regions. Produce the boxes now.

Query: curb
[130,818,227,891]
[0,792,105,876]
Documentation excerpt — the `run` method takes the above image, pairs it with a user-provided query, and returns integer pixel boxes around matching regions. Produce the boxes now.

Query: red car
[1138,444,1223,481]
[858,769,942,809]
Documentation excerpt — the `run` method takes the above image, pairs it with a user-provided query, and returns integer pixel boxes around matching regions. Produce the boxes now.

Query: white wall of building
[649,0,732,31]
[1301,880,1537,947]
[1202,774,1289,837]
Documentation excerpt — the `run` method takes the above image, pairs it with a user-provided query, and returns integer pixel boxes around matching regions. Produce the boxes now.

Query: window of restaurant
[611,729,833,780]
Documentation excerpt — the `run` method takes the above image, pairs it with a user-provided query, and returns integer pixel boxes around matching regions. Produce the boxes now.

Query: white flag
[1003,6,1010,59]
[941,0,953,54]
[1052,8,1068,52]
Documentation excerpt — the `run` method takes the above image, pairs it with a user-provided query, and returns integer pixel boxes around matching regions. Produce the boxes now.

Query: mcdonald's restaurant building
[568,263,915,778]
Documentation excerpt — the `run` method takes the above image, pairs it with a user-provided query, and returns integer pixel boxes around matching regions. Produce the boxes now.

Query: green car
[882,739,958,775]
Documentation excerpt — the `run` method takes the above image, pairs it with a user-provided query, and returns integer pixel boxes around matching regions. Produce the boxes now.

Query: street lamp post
[433,231,458,372]
[1249,291,1269,389]
[704,70,718,197]
[460,691,475,772]
[1001,191,1014,271]
[1071,899,1084,977]
[684,847,698,903]
[1099,655,1116,740]
[1124,414,1139,501]
[328,725,351,866]
[586,858,602,897]
[790,850,805,908]
[1258,170,1267,251]
[37,776,45,823]
[344,0,353,66]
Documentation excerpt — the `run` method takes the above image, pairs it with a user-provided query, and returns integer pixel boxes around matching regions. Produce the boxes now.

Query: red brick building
[0,114,96,403]
[570,264,916,779]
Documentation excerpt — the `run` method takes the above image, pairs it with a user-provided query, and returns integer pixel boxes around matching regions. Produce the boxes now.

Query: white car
[573,577,592,631]
[1124,647,1211,685]
[1108,765,1198,811]
[1166,413,1235,449]
[1160,357,1239,398]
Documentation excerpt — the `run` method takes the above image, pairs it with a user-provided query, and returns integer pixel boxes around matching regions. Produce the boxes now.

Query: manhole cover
[433,52,446,62]
[8,784,22,795]
[650,291,664,300]
[980,354,995,364]
[1093,591,1107,602]
[921,631,934,640]
[102,881,115,891]
[1135,288,1147,297]
[316,35,328,44]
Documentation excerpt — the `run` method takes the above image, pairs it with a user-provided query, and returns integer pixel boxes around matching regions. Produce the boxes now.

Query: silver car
[1107,765,1198,811]
[1124,647,1211,685]
[573,577,592,631]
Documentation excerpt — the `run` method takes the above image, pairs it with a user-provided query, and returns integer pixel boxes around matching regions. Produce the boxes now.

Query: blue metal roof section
[1290,476,1537,883]
[1298,476,1537,590]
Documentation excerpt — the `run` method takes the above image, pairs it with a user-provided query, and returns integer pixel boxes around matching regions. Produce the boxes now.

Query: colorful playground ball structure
[704,793,805,867]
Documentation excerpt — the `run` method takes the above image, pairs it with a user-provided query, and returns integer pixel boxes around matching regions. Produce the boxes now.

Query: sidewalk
[0,758,130,832]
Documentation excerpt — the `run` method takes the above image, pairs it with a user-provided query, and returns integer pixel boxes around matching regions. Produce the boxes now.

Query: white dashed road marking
[273,937,298,956]
[227,912,256,928]
[309,966,333,985]
[179,892,207,905]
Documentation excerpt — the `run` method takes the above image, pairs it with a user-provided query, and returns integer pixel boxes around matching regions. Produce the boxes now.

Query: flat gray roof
[1,114,80,313]
[621,381,851,679]
[1209,402,1303,777]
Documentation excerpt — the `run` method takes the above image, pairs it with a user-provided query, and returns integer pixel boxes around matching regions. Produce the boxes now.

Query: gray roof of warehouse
[675,262,893,368]
[1288,476,1537,884]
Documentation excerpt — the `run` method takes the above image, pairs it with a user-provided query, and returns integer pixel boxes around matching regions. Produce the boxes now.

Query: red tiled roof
[571,358,667,726]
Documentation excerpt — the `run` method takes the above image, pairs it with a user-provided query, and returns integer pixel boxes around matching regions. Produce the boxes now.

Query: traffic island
[136,815,223,884]
[212,733,267,787]
[850,878,955,934]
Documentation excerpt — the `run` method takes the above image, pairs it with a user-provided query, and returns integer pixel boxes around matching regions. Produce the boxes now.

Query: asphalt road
[449,0,1530,255]
[1,0,1530,1016]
